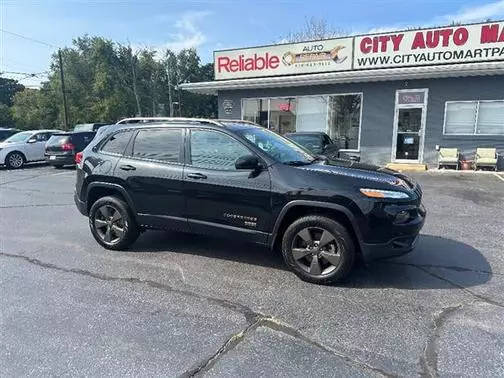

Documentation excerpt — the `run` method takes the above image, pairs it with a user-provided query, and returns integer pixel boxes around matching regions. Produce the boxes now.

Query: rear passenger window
[101,131,132,155]
[132,129,182,163]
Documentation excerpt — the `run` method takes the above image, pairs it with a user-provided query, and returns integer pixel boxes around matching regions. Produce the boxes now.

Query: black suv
[74,119,425,284]
[45,131,97,168]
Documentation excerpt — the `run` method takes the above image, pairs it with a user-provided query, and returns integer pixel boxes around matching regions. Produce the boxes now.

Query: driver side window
[190,130,250,171]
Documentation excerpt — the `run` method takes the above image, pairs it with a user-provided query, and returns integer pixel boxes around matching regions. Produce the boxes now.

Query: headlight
[360,188,410,199]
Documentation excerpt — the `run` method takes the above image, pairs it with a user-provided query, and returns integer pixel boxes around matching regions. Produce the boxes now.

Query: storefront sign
[354,21,504,70]
[214,21,504,80]
[214,37,353,80]
[398,91,425,104]
[222,99,233,115]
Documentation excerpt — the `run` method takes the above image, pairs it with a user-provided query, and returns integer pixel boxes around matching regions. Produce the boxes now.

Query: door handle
[187,172,207,179]
[119,164,136,171]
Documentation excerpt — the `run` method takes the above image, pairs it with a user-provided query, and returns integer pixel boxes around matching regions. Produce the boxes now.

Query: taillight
[75,152,83,165]
[61,142,75,151]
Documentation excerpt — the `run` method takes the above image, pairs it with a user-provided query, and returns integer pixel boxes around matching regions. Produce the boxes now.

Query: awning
[179,61,504,95]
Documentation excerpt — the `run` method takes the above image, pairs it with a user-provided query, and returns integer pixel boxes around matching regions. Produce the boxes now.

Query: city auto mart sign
[214,21,504,80]
[214,37,353,80]
[354,21,504,69]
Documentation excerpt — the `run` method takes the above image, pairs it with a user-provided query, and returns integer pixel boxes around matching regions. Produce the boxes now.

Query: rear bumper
[45,154,75,166]
[74,192,88,216]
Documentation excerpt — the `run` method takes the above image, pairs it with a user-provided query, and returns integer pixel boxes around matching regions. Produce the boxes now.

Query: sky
[1,0,504,87]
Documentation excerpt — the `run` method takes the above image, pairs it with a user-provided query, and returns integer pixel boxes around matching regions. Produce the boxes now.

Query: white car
[0,129,60,169]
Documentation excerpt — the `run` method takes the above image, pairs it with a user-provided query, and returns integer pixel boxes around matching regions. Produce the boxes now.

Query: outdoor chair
[438,148,459,170]
[474,148,498,171]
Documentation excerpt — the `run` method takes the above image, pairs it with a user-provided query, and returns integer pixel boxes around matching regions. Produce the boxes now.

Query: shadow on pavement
[129,232,490,289]
[349,234,491,290]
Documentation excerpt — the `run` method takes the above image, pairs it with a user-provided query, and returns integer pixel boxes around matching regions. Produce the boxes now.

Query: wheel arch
[5,150,27,164]
[86,182,137,215]
[270,200,363,255]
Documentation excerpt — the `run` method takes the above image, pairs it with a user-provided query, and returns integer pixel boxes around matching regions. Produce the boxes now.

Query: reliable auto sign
[354,21,504,69]
[214,37,353,80]
[214,21,504,80]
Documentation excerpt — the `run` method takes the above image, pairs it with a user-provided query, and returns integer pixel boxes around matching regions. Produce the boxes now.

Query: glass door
[392,89,428,162]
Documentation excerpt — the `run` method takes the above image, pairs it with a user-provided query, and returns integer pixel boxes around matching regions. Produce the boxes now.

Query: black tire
[89,196,139,250]
[5,151,25,169]
[281,215,355,285]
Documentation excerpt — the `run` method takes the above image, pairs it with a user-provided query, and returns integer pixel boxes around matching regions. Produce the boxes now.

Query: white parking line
[494,173,504,182]
[50,171,74,176]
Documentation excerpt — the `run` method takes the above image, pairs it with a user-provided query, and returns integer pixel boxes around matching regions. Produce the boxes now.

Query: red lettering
[411,32,426,49]
[481,24,500,43]
[453,27,468,46]
[372,37,379,53]
[360,37,372,53]
[390,34,404,51]
[217,53,281,74]
[438,29,453,47]
[378,35,390,52]
[425,30,439,48]
[217,57,230,72]
[229,60,239,72]
[255,54,265,70]
[269,55,280,69]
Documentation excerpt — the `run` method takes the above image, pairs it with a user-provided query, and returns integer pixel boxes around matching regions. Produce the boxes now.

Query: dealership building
[181,21,504,168]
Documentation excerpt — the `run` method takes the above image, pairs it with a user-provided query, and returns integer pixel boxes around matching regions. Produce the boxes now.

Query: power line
[0,28,59,48]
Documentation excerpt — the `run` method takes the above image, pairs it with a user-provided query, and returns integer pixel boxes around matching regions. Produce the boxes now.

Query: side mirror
[235,155,261,170]
[27,138,37,143]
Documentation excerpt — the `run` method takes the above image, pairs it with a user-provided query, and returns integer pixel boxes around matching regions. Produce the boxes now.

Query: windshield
[3,131,34,143]
[73,124,93,132]
[234,127,314,164]
[288,135,324,149]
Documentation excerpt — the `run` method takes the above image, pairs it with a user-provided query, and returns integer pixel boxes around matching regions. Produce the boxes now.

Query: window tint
[190,130,250,170]
[132,129,182,162]
[101,131,132,155]
[36,132,52,142]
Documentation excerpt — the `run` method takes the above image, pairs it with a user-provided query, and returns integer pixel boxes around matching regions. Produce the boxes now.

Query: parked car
[0,129,60,169]
[45,131,97,168]
[284,132,340,158]
[73,123,108,132]
[74,119,425,285]
[0,128,20,142]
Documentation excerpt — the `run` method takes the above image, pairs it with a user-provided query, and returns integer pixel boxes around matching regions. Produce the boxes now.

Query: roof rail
[216,119,258,125]
[115,117,224,126]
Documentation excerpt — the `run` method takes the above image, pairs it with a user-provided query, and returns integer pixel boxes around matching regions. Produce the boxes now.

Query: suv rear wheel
[281,215,355,284]
[89,196,139,250]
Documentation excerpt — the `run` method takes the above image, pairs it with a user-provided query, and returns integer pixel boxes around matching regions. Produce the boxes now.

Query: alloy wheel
[94,205,126,244]
[8,153,24,168]
[291,227,342,276]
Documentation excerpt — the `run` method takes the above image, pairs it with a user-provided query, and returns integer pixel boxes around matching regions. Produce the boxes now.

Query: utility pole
[58,49,69,131]
[166,64,173,117]
[129,47,142,117]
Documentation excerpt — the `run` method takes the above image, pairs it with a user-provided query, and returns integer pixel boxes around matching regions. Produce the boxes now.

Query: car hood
[296,158,406,186]
[0,141,23,149]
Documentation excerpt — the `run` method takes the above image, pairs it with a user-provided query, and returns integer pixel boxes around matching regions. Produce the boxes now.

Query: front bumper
[360,203,426,262]
[74,192,88,216]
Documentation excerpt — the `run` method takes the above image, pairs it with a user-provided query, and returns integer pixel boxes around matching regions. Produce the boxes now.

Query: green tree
[0,77,25,106]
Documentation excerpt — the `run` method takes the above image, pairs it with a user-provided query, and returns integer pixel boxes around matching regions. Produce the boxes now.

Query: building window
[242,98,268,127]
[444,100,504,135]
[328,94,362,150]
[269,98,297,134]
[241,93,362,151]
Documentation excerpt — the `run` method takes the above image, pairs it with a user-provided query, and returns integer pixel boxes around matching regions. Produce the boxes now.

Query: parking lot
[1,164,503,377]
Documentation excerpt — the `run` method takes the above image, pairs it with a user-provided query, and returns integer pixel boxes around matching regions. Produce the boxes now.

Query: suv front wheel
[281,215,355,284]
[89,196,139,250]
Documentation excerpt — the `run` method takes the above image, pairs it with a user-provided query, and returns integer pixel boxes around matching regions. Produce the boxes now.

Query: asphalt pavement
[1,164,503,377]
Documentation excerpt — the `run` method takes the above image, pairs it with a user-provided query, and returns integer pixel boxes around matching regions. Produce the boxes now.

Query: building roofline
[180,61,504,95]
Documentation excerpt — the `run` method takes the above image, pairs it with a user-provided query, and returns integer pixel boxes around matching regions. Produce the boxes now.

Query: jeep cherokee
[74,118,425,284]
